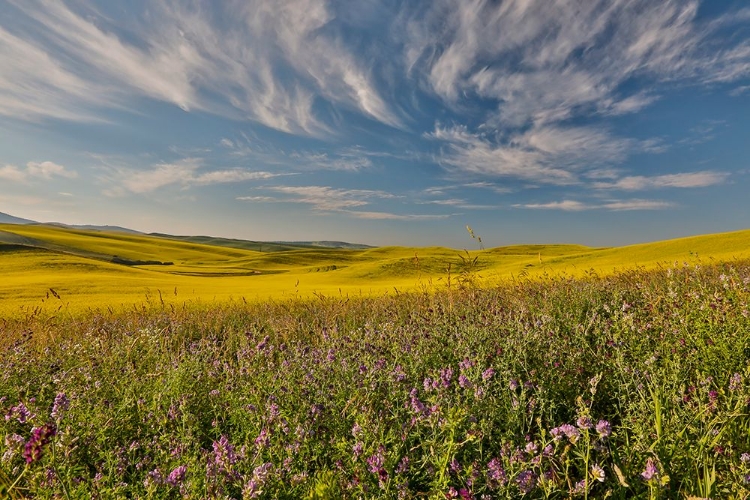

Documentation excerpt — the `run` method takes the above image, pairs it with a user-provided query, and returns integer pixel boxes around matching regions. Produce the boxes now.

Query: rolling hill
[1,221,749,314]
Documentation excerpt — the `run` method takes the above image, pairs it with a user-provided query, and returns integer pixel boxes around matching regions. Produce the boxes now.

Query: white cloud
[344,210,452,220]
[0,164,26,182]
[26,161,78,180]
[105,158,288,195]
[0,0,404,135]
[594,171,729,190]
[428,124,635,184]
[262,185,397,212]
[0,161,77,182]
[516,198,674,211]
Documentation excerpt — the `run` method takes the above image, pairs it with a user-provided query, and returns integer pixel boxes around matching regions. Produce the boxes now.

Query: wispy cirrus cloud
[413,0,749,183]
[428,124,634,184]
[593,171,729,191]
[104,158,289,196]
[0,0,404,135]
[0,161,77,182]
[516,199,675,211]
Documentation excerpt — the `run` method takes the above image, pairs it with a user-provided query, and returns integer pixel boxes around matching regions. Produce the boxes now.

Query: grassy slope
[1,223,749,314]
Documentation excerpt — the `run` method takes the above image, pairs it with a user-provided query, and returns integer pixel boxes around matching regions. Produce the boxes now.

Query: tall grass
[1,261,749,498]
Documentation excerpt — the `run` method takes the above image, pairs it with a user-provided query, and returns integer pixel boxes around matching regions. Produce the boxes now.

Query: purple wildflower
[440,367,454,388]
[576,416,593,430]
[596,420,611,439]
[23,423,56,464]
[486,458,507,486]
[640,458,658,481]
[396,456,409,474]
[572,479,586,495]
[450,458,461,473]
[166,465,187,486]
[482,367,495,381]
[729,373,742,392]
[558,423,581,443]
[741,452,750,463]
[525,441,538,455]
[458,374,472,389]
[212,435,238,474]
[516,469,537,494]
[50,393,69,420]
[353,441,364,459]
[3,434,25,462]
[459,358,474,371]
[144,468,163,488]
[255,428,270,448]
[509,379,520,391]
[352,422,362,437]
[6,402,34,424]
[366,447,385,474]
[392,365,407,382]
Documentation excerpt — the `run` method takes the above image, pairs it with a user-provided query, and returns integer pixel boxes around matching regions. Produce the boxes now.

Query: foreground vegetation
[1,259,749,498]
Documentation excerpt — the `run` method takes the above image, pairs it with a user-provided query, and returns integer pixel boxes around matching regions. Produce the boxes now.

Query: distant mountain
[1,211,371,250]
[0,212,36,225]
[0,212,142,234]
[53,223,143,235]
[279,241,374,249]
[150,233,373,252]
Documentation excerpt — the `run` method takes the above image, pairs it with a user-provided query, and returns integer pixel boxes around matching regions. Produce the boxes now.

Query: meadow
[1,225,750,498]
[2,223,750,315]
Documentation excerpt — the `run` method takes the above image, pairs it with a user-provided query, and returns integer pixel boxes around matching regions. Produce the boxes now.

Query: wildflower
[254,428,270,448]
[525,441,538,455]
[591,464,605,482]
[6,402,34,424]
[166,465,187,486]
[487,457,506,485]
[729,373,742,392]
[458,374,472,389]
[396,456,409,474]
[555,423,580,444]
[741,452,750,463]
[352,422,362,437]
[550,426,565,441]
[366,447,385,474]
[572,479,586,495]
[2,434,25,463]
[459,358,474,371]
[596,420,611,439]
[482,368,495,381]
[576,416,593,430]
[509,379,520,391]
[440,367,454,388]
[640,458,658,481]
[353,441,364,459]
[516,469,537,494]
[50,393,69,420]
[144,468,163,488]
[450,458,461,473]
[23,423,56,464]
[458,488,472,499]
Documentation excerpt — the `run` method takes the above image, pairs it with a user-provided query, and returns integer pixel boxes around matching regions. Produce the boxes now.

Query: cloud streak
[104,158,288,195]
[517,199,675,211]
[0,161,77,182]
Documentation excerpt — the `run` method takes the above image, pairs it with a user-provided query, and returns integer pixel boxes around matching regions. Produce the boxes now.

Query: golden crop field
[1,223,749,316]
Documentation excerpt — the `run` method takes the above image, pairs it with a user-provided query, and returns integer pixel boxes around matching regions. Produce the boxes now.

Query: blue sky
[0,0,748,248]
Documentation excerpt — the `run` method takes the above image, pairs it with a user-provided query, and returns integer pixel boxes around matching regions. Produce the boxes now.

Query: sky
[0,0,749,248]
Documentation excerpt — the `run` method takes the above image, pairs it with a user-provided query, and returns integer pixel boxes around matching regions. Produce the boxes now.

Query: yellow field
[1,223,749,315]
